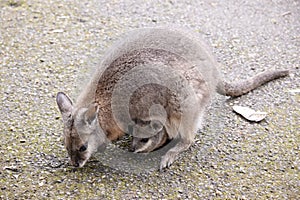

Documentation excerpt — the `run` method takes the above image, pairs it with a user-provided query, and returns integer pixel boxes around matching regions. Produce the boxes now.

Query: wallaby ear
[84,103,99,125]
[150,120,163,132]
[56,92,73,115]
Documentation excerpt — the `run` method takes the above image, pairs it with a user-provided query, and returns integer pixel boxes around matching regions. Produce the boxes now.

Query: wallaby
[56,27,289,169]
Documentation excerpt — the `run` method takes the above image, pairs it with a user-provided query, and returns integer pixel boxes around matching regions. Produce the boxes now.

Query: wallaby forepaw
[159,151,178,171]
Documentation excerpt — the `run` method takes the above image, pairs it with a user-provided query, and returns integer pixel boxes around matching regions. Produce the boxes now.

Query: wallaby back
[79,27,221,141]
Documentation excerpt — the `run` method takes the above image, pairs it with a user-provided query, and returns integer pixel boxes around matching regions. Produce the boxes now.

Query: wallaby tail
[217,69,289,97]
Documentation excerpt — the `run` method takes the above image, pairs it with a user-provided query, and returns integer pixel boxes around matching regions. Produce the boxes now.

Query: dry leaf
[233,105,267,122]
[288,89,300,94]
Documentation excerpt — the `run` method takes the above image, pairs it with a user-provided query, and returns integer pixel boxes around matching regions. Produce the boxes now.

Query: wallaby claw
[160,151,178,171]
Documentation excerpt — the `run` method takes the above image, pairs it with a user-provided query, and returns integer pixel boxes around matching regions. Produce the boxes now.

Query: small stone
[20,139,26,143]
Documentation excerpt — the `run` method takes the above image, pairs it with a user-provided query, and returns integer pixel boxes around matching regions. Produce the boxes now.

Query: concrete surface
[1,0,299,199]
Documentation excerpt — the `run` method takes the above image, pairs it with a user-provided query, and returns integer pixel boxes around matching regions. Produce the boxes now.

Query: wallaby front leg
[160,138,193,170]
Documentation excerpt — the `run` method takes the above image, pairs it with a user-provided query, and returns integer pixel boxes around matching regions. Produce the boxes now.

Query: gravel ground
[1,0,299,199]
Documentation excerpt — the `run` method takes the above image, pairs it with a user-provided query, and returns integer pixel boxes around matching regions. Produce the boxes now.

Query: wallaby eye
[140,138,149,143]
[79,144,87,152]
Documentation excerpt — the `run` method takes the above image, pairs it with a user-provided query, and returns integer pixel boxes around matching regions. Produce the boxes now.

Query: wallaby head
[56,92,107,167]
[130,119,168,153]
[131,122,168,153]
